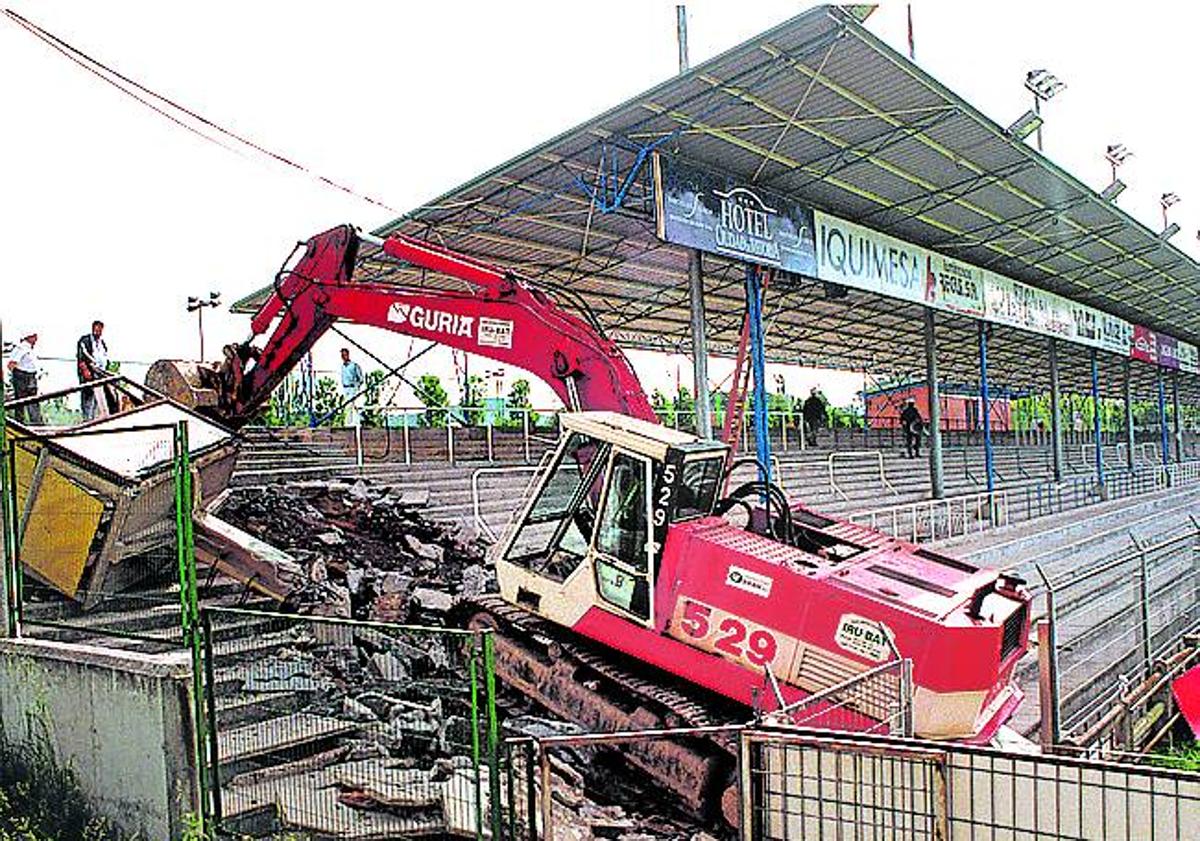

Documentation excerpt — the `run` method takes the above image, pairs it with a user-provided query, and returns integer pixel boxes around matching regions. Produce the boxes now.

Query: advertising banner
[1178,341,1198,374]
[1158,334,1180,370]
[653,153,816,275]
[1132,325,1159,364]
[1098,312,1134,356]
[655,163,1187,371]
[814,211,925,304]
[925,253,985,317]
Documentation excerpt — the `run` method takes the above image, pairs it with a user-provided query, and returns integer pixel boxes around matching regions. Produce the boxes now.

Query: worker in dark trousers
[900,397,924,458]
[6,330,43,425]
[802,388,827,447]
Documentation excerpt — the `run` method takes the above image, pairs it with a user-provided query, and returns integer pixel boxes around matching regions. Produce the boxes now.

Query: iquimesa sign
[652,153,1197,373]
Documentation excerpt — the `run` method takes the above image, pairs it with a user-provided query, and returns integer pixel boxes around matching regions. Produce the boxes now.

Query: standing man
[900,397,924,458]
[76,320,110,421]
[802,387,826,447]
[6,331,43,425]
[340,348,364,427]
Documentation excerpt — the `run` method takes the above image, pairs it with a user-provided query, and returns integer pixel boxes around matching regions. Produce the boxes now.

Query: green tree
[313,376,345,426]
[504,378,538,429]
[415,373,449,427]
[650,388,675,426]
[674,386,695,431]
[360,369,387,428]
[461,374,485,426]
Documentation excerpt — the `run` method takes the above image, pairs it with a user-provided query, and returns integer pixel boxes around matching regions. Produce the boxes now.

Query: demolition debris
[218,479,494,621]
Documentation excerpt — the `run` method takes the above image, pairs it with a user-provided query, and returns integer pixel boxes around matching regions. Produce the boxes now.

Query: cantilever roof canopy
[236,4,1199,398]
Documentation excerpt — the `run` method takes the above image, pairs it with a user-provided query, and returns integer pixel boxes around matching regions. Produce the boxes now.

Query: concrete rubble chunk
[411,586,455,614]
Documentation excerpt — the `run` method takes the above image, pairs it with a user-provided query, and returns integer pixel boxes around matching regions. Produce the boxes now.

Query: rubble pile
[219,479,494,621]
[216,478,731,839]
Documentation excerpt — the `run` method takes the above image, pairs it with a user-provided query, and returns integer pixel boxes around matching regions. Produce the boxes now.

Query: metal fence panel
[201,607,499,839]
[743,729,1200,841]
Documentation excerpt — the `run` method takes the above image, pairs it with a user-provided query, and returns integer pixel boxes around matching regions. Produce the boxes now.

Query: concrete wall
[0,638,199,839]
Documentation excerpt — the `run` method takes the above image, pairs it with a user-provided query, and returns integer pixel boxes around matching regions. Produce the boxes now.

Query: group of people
[3,320,114,425]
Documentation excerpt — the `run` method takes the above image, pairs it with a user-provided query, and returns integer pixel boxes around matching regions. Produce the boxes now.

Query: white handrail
[470,463,544,542]
[828,450,897,502]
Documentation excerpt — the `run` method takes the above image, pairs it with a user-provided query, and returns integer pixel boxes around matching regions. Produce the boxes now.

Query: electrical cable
[3,9,398,213]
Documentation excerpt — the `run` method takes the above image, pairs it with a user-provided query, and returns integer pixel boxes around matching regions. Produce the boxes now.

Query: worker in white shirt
[340,347,364,427]
[6,330,43,425]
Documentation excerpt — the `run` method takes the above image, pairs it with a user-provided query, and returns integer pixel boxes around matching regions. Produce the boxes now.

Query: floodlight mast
[1102,144,1131,202]
[1160,192,1181,236]
[1024,69,1065,152]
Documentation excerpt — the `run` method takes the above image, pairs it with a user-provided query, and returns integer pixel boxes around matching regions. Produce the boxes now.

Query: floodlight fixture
[1007,110,1044,141]
[186,289,223,358]
[1160,191,1181,233]
[1099,179,1126,202]
[1025,69,1066,101]
[1105,144,1132,167]
[1159,222,1180,241]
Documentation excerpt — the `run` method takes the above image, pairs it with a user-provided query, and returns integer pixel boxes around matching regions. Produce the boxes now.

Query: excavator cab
[493,411,727,630]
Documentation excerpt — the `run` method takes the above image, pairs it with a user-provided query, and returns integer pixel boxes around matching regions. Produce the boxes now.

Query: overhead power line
[3,8,399,213]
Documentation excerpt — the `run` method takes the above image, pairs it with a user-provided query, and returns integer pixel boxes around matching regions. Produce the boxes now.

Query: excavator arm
[151,225,655,428]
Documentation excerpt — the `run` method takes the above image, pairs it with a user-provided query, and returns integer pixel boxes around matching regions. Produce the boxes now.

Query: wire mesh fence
[201,607,500,839]
[741,727,1200,841]
[1036,523,1200,745]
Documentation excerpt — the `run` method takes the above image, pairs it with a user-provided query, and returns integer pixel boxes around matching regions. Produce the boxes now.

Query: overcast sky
[3,2,1197,409]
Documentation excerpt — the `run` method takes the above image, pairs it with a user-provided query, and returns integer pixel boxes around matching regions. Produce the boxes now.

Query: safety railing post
[447,415,456,465]
[486,415,494,463]
[1035,564,1061,749]
[900,657,915,737]
[403,419,411,464]
[174,420,209,835]
[1133,534,1152,676]
[522,409,531,463]
[538,741,554,841]
[201,609,223,828]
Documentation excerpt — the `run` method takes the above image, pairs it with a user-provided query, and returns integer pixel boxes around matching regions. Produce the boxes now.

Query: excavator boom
[149,225,655,427]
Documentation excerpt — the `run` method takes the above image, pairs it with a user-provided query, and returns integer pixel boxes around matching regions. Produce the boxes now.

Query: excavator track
[459,595,742,821]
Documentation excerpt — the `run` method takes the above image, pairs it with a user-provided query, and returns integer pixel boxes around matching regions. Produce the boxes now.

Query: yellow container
[9,401,237,608]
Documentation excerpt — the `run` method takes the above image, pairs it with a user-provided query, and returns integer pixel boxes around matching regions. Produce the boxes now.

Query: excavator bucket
[6,377,238,608]
[145,359,222,411]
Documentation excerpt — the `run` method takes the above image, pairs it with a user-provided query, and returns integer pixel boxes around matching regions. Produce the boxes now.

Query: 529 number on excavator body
[671,597,782,670]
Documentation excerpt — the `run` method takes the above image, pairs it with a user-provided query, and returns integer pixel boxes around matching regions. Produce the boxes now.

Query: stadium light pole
[1101,144,1131,202]
[186,292,221,360]
[1160,192,1181,238]
[1024,69,1065,152]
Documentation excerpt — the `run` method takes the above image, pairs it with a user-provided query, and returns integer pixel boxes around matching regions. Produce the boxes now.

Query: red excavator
[150,224,1031,820]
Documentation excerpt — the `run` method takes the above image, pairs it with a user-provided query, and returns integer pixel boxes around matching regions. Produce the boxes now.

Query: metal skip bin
[9,400,237,609]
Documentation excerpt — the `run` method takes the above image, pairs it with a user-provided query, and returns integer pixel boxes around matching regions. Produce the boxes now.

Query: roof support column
[924,308,944,499]
[1091,349,1104,485]
[746,265,771,485]
[1049,338,1063,482]
[1158,369,1169,468]
[1124,361,1136,471]
[1172,373,1182,463]
[677,5,711,441]
[688,250,713,439]
[979,321,994,495]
